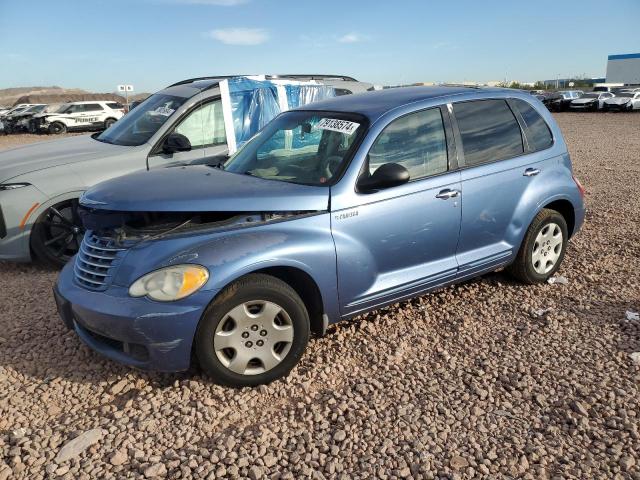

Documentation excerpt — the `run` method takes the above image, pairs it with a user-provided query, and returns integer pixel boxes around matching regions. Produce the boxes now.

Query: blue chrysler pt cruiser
[55,86,585,386]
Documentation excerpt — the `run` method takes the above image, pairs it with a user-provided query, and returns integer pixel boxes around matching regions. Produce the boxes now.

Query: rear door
[332,106,462,316]
[451,98,554,276]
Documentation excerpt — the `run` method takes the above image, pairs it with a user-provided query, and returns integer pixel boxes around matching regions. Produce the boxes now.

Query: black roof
[297,86,504,121]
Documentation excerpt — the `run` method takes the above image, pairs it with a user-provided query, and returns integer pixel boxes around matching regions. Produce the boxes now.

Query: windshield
[95,93,188,146]
[224,110,367,186]
[616,91,633,98]
[582,93,599,99]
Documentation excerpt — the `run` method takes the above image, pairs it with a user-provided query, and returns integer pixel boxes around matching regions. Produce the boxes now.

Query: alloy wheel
[38,200,84,263]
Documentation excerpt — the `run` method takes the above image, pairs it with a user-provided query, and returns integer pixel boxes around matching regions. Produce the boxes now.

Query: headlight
[129,265,209,301]
[0,183,30,191]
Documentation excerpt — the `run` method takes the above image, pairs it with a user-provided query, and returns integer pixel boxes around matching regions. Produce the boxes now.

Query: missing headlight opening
[78,207,320,244]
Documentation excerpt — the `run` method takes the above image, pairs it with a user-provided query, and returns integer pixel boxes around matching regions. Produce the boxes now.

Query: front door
[148,99,228,168]
[332,106,462,316]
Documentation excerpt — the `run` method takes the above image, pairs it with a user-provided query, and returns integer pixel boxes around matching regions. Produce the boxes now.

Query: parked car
[26,104,66,133]
[1,104,46,133]
[53,86,586,386]
[3,104,50,133]
[534,91,562,110]
[550,90,584,111]
[569,92,614,111]
[602,91,640,111]
[0,75,372,267]
[34,101,125,134]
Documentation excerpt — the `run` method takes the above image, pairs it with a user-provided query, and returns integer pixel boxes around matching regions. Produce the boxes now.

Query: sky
[1,0,639,93]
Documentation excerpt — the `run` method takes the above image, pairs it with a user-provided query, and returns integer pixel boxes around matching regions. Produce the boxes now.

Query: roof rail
[167,76,243,87]
[438,83,483,89]
[266,74,359,82]
[167,74,359,88]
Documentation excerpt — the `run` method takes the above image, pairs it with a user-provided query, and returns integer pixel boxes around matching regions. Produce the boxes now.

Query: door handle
[435,189,460,199]
[524,168,541,177]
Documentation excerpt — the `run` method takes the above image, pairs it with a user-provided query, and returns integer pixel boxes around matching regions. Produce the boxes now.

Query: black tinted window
[106,102,123,109]
[368,108,448,180]
[453,99,523,166]
[511,99,553,151]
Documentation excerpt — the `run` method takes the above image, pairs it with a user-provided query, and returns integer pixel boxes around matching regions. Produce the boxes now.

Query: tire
[195,274,310,387]
[507,208,568,284]
[103,117,117,129]
[48,122,67,134]
[31,199,84,268]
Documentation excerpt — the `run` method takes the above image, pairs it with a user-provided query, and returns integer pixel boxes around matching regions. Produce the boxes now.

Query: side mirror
[358,162,410,192]
[163,133,191,154]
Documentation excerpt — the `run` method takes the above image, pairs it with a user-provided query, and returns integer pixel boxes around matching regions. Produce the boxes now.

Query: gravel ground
[0,113,639,479]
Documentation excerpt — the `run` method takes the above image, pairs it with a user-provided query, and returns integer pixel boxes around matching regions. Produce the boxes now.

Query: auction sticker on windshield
[154,106,175,116]
[316,118,360,135]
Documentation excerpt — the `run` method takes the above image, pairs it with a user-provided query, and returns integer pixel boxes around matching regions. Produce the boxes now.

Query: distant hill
[0,86,152,107]
[0,86,88,107]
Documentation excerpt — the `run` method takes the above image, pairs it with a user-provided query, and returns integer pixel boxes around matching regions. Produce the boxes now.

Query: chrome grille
[74,232,127,291]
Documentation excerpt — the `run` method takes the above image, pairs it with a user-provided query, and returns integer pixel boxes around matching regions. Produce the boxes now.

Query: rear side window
[368,108,448,180]
[83,104,103,112]
[106,102,123,109]
[453,99,523,166]
[511,99,553,151]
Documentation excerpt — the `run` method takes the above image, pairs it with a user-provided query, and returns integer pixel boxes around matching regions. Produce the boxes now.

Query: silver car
[0,75,372,266]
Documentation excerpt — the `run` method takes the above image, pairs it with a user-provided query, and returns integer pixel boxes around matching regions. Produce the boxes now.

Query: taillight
[573,174,586,198]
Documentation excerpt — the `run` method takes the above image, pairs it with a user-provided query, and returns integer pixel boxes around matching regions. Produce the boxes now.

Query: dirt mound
[12,92,126,106]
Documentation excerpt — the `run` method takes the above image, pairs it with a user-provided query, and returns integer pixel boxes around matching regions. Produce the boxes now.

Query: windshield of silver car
[95,94,188,146]
[223,111,367,186]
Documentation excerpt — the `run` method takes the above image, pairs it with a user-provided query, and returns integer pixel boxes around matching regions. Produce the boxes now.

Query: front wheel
[507,209,568,284]
[48,122,67,134]
[30,199,84,268]
[195,274,310,387]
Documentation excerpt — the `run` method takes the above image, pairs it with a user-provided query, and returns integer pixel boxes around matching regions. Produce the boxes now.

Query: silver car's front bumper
[0,186,47,262]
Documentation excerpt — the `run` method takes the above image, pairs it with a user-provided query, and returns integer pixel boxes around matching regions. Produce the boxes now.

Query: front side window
[95,93,188,146]
[174,100,226,149]
[368,108,448,180]
[224,111,366,186]
[511,99,553,152]
[453,99,523,166]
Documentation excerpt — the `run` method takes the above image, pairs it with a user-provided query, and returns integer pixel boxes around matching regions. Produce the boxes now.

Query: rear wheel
[507,208,568,284]
[31,199,84,268]
[195,274,310,387]
[48,122,67,134]
[103,117,117,129]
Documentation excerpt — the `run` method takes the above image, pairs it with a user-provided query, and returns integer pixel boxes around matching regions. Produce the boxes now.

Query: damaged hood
[571,98,597,104]
[81,165,329,212]
[605,97,632,105]
[0,134,128,183]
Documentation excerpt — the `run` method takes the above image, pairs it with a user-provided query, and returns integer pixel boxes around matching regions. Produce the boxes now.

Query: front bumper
[0,186,47,262]
[55,261,218,372]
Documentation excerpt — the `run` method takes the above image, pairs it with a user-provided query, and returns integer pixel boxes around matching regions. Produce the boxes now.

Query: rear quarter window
[511,99,553,152]
[453,99,523,166]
